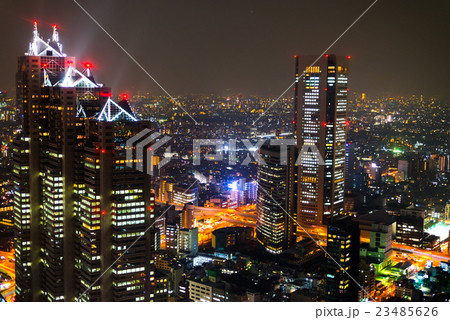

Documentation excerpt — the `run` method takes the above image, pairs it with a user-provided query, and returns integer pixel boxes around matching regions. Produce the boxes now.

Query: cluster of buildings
[2,23,449,303]
[253,55,450,302]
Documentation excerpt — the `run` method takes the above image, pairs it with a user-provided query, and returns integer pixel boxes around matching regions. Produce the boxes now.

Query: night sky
[1,0,449,99]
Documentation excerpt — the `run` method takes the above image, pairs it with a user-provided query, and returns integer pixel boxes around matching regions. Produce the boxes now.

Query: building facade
[325,216,360,302]
[294,55,350,225]
[178,227,198,255]
[256,144,296,254]
[13,23,157,301]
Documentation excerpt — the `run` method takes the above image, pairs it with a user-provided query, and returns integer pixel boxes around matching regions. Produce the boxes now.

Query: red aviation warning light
[84,62,93,77]
[33,20,38,25]
[122,94,129,100]
[322,122,327,127]
[324,54,329,57]
[347,56,351,59]
[101,210,106,215]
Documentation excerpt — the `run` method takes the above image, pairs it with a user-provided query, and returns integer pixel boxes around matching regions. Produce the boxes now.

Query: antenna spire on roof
[52,25,59,43]
[50,24,63,54]
[28,21,39,55]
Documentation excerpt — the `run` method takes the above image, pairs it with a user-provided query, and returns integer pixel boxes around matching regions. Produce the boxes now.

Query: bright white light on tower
[228,181,238,191]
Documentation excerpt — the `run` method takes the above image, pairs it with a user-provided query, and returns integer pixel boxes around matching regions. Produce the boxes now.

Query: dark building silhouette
[325,216,360,301]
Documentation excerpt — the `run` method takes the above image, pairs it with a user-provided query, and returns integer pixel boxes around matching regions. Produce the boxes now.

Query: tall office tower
[325,216,360,302]
[14,22,108,301]
[14,22,74,301]
[294,55,349,225]
[256,144,296,254]
[75,101,154,302]
[13,23,154,301]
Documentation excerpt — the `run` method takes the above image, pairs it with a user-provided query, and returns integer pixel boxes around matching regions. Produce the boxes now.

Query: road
[0,250,15,302]
[157,200,450,266]
[393,243,450,262]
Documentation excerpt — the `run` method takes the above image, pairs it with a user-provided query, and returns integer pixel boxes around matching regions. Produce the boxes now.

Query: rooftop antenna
[51,24,63,53]
[28,21,39,55]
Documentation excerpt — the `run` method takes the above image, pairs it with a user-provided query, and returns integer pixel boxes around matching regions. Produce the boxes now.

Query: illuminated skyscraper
[14,22,108,301]
[13,22,155,301]
[75,105,155,302]
[294,54,350,225]
[256,144,296,254]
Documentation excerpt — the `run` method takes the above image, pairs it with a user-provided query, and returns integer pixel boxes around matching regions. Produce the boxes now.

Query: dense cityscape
[0,4,449,318]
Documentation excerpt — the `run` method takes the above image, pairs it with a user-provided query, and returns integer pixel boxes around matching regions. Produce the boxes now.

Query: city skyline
[0,0,449,100]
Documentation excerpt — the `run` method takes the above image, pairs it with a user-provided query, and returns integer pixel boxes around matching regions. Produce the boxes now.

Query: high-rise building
[256,144,296,254]
[13,23,156,301]
[445,203,450,221]
[395,208,425,248]
[75,108,155,302]
[158,177,175,202]
[177,227,198,255]
[294,55,350,225]
[165,223,178,253]
[356,210,395,264]
[244,180,258,204]
[181,203,195,229]
[356,210,395,300]
[14,22,108,301]
[325,216,360,302]
[398,160,409,180]
[169,184,198,206]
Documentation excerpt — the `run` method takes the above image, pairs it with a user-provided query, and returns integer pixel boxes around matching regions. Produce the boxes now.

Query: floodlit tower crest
[26,21,66,57]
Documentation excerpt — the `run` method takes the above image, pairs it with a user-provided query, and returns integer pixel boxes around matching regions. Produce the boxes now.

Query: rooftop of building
[355,209,396,226]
